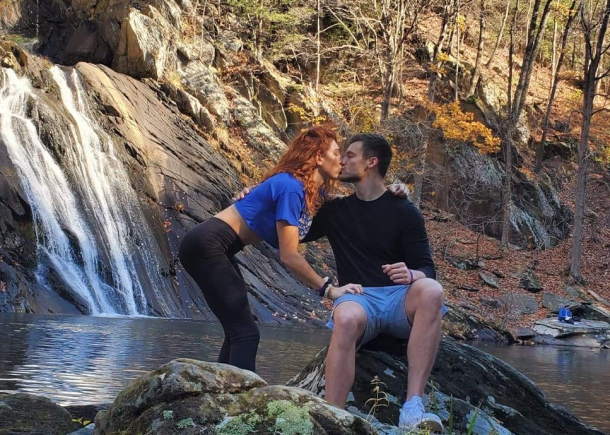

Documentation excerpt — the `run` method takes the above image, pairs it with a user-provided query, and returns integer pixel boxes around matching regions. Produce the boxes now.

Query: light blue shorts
[326,285,447,347]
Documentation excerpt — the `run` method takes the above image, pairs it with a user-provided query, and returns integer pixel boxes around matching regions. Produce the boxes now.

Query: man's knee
[333,304,367,338]
[408,278,444,311]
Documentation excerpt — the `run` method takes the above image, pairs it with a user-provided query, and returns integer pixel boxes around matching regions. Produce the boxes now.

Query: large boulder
[542,292,573,313]
[95,358,377,435]
[499,293,539,315]
[112,6,178,80]
[0,392,78,435]
[425,136,572,249]
[288,337,605,435]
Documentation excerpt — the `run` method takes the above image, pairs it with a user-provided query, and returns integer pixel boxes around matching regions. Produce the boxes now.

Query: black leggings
[178,218,260,372]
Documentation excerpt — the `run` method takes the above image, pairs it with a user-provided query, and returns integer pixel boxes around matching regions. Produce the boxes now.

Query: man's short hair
[347,133,392,178]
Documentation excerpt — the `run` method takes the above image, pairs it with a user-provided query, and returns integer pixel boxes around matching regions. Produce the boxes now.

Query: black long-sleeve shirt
[303,191,436,286]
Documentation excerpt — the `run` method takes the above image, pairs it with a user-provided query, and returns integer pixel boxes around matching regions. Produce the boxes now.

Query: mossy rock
[94,359,376,435]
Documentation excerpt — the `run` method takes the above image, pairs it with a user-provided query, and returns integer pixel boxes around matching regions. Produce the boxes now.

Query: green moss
[162,410,174,420]
[216,413,262,435]
[267,400,313,435]
[176,417,196,429]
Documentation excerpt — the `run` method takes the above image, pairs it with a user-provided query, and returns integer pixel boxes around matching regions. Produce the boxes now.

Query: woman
[178,126,362,372]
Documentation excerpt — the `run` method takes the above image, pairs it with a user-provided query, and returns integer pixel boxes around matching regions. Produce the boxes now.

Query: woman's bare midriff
[215,205,263,245]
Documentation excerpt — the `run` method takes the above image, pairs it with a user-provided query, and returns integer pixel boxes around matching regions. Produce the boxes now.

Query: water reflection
[0,314,330,406]
[472,342,610,433]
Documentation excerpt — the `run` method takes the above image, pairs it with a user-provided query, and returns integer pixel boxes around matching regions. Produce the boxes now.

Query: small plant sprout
[365,375,389,422]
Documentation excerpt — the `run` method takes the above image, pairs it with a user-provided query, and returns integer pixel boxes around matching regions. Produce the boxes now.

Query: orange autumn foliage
[426,101,501,154]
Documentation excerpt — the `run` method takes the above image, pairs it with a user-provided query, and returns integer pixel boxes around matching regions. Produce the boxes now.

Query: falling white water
[0,67,175,316]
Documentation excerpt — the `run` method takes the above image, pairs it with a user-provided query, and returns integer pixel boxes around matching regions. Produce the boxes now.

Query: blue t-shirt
[234,173,313,248]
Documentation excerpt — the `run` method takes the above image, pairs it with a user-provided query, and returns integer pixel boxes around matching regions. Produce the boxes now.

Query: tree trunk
[468,0,487,95]
[501,14,517,249]
[501,128,514,247]
[428,0,454,102]
[485,0,511,66]
[525,0,534,49]
[570,98,592,281]
[570,0,610,281]
[381,67,395,120]
[316,0,321,94]
[535,0,579,173]
[455,0,461,100]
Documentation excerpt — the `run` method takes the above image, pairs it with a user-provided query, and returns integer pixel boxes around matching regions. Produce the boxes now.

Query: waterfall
[0,67,176,316]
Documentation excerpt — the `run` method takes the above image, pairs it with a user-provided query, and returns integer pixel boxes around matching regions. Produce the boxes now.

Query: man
[237,134,444,432]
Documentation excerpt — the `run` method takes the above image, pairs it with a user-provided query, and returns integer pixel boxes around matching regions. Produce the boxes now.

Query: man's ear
[367,156,379,170]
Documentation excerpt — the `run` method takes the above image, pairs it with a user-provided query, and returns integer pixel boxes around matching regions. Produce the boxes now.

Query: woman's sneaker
[398,395,444,433]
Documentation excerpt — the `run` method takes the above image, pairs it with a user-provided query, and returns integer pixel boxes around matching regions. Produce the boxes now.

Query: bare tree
[501,0,554,248]
[468,0,487,95]
[428,0,458,102]
[570,0,610,281]
[485,0,512,66]
[534,0,580,173]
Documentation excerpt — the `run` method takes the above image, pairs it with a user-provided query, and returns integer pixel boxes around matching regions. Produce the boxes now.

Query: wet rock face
[94,358,377,435]
[288,337,605,435]
[0,392,78,435]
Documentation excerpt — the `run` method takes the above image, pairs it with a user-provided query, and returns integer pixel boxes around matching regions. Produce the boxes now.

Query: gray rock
[183,61,231,124]
[112,8,177,80]
[442,302,507,342]
[479,271,500,289]
[515,327,535,339]
[66,424,95,435]
[94,358,376,435]
[288,336,604,435]
[542,293,573,313]
[533,318,610,347]
[499,293,539,314]
[564,285,585,299]
[0,392,78,435]
[480,296,502,309]
[520,269,543,293]
[584,209,599,219]
[572,303,610,323]
[232,91,287,161]
[448,254,482,270]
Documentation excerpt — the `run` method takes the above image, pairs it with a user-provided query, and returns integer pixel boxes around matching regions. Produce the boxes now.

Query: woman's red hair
[263,125,338,215]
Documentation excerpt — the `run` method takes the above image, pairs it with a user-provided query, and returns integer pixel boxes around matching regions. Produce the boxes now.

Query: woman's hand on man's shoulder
[386,183,410,198]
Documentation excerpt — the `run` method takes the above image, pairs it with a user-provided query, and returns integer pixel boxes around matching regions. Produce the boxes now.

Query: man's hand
[382,262,413,284]
[387,183,409,198]
[327,283,363,301]
[232,186,253,202]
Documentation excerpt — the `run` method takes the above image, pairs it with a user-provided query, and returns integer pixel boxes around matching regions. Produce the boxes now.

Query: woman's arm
[276,220,363,298]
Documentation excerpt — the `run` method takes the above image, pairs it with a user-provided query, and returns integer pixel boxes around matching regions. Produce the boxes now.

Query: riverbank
[1,314,608,433]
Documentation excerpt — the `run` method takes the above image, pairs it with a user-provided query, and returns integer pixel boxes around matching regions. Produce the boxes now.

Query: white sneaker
[398,396,444,433]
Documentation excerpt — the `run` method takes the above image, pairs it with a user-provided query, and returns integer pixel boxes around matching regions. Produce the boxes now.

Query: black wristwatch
[317,277,332,297]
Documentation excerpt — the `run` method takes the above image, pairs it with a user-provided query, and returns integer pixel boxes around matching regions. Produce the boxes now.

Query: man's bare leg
[404,278,444,400]
[324,301,367,408]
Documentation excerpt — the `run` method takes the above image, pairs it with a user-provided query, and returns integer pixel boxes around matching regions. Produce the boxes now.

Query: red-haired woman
[178,126,362,372]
